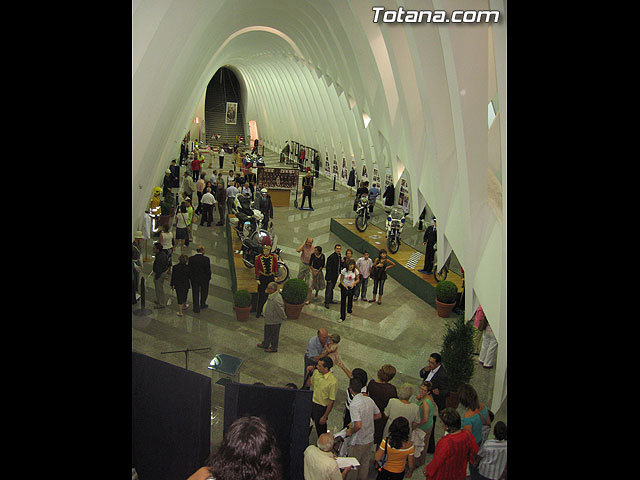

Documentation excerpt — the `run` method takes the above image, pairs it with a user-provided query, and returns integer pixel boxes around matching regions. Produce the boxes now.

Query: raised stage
[226,214,259,311]
[329,218,463,309]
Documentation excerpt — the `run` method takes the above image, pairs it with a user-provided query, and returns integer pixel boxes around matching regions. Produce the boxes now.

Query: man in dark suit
[188,245,211,313]
[323,244,342,309]
[419,352,449,453]
[419,217,437,274]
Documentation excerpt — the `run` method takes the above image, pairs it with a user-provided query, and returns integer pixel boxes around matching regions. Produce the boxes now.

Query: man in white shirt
[226,181,239,214]
[303,433,352,480]
[354,251,373,301]
[344,377,381,480]
[199,188,216,227]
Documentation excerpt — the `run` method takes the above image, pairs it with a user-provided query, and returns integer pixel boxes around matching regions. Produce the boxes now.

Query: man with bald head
[303,432,352,480]
[304,328,331,382]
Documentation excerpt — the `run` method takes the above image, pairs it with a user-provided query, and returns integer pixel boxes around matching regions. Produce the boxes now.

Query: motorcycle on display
[354,194,370,232]
[385,206,405,254]
[241,234,290,284]
[230,194,274,244]
[432,244,452,282]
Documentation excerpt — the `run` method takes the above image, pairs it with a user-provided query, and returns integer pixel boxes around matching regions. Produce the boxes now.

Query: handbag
[376,436,389,472]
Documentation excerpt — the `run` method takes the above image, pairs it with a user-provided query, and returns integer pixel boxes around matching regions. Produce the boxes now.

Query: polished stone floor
[132,147,502,479]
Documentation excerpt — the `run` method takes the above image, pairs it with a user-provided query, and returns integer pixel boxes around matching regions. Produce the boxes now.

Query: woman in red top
[425,408,478,480]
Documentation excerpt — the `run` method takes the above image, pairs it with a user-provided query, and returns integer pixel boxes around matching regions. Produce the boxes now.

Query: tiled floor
[132,147,501,478]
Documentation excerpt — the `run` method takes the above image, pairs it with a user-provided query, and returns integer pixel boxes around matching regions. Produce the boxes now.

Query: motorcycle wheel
[388,234,399,254]
[433,267,448,282]
[275,262,289,284]
[355,213,367,232]
[242,250,254,269]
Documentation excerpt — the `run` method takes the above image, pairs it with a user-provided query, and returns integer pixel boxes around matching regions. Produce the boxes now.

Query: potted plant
[281,278,308,319]
[440,314,475,408]
[159,195,176,228]
[233,289,252,321]
[435,280,458,318]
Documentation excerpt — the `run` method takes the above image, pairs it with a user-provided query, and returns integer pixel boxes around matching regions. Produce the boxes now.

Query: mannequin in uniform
[254,237,278,318]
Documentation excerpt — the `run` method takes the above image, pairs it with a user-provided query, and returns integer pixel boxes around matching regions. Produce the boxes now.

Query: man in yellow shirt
[305,357,337,437]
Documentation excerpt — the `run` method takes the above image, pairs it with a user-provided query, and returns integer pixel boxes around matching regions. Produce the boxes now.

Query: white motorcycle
[385,206,405,254]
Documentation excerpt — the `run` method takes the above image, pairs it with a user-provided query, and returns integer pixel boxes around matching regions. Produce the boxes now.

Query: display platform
[329,218,463,308]
[267,187,291,207]
[225,214,259,310]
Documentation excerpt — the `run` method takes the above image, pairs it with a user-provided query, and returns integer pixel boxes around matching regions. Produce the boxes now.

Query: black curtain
[223,383,313,480]
[132,352,211,480]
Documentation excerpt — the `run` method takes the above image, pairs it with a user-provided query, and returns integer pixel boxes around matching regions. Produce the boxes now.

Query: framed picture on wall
[225,102,238,124]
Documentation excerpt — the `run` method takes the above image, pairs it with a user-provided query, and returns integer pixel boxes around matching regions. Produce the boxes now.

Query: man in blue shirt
[368,183,381,213]
[303,328,332,382]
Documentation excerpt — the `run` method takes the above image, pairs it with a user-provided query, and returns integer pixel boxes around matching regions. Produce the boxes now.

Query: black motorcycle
[354,194,370,232]
[241,237,290,284]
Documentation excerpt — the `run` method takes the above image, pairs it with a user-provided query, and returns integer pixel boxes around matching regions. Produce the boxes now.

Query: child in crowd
[325,334,341,365]
[474,421,507,480]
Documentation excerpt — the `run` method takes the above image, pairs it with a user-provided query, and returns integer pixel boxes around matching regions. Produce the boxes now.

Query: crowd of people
[134,146,505,480]
[291,238,397,323]
[185,344,506,480]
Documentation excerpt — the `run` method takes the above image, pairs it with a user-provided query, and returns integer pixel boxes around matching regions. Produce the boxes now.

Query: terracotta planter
[234,305,251,321]
[284,301,305,319]
[435,298,456,318]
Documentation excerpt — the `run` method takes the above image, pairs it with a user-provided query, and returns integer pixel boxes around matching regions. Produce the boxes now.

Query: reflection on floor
[132,148,501,479]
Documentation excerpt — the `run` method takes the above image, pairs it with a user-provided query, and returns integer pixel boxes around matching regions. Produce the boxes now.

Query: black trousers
[196,191,203,214]
[191,281,209,312]
[301,189,312,208]
[324,279,337,306]
[219,156,224,169]
[423,243,435,272]
[217,201,226,225]
[339,284,354,319]
[256,275,274,316]
[311,402,329,436]
[200,203,213,226]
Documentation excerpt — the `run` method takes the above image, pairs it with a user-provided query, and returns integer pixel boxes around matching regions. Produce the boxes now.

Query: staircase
[204,67,246,147]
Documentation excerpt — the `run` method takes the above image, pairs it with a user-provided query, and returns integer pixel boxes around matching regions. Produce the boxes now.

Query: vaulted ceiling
[132,0,507,410]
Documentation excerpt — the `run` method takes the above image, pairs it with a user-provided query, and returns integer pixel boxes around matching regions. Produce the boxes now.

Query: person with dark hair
[424,408,478,480]
[152,242,171,308]
[170,254,191,317]
[474,421,507,480]
[338,258,359,322]
[374,416,414,480]
[367,364,398,448]
[458,383,491,448]
[309,245,326,302]
[305,357,338,437]
[419,217,437,274]
[419,353,450,453]
[369,249,394,305]
[413,380,436,468]
[188,245,211,313]
[215,181,226,226]
[334,363,368,428]
[187,415,282,480]
[174,202,190,252]
[345,376,382,480]
[324,244,342,309]
[301,170,314,209]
